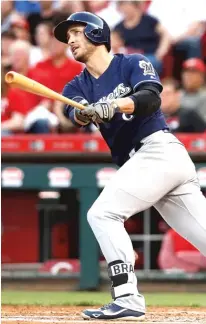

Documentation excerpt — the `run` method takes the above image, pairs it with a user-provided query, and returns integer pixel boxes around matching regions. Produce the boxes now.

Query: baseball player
[54,12,206,321]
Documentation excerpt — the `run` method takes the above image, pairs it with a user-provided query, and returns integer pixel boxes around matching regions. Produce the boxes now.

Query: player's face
[67,25,96,63]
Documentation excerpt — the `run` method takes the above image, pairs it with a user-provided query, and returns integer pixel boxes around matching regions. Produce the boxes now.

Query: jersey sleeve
[62,80,88,127]
[126,54,163,92]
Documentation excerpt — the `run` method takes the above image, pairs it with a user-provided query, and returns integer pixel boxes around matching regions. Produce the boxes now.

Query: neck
[86,48,114,78]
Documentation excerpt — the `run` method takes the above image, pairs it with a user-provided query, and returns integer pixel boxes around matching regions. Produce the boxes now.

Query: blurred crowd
[1,0,206,136]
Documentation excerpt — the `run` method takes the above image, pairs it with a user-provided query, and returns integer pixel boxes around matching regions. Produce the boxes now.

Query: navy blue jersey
[63,54,169,166]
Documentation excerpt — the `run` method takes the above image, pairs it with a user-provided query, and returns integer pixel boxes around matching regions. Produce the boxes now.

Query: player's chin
[73,52,86,63]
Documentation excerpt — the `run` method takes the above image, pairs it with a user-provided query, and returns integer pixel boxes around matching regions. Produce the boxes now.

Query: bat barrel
[5,72,15,84]
[4,71,85,110]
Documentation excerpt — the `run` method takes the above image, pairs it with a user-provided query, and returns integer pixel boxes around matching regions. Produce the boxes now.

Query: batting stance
[54,12,206,321]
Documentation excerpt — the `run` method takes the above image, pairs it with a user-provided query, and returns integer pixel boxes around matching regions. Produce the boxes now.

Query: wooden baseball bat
[5,71,85,110]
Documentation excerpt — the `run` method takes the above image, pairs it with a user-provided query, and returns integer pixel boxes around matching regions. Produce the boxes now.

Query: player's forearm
[115,84,161,117]
[115,97,135,114]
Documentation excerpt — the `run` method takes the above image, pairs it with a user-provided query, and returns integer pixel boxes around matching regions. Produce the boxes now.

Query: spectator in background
[1,0,14,33]
[86,0,123,30]
[35,17,83,133]
[10,15,31,41]
[56,0,85,16]
[161,78,206,133]
[35,26,83,94]
[1,30,16,66]
[27,0,56,44]
[181,58,206,123]
[111,30,128,54]
[1,64,27,136]
[114,1,171,74]
[14,0,41,15]
[8,39,58,133]
[148,0,206,59]
[158,228,206,273]
[34,22,53,64]
[9,15,43,67]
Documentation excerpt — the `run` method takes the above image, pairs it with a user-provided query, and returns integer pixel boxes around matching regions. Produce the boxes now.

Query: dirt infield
[2,305,206,323]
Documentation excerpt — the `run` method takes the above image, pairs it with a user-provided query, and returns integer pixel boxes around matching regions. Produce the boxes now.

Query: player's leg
[155,181,206,256]
[82,132,197,320]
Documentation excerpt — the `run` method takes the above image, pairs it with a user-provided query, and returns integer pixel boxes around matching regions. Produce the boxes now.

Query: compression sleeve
[129,82,161,117]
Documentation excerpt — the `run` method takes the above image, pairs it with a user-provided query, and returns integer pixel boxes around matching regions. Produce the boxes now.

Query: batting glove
[74,99,91,125]
[81,101,119,123]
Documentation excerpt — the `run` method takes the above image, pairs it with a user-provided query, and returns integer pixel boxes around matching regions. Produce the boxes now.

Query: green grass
[1,291,206,307]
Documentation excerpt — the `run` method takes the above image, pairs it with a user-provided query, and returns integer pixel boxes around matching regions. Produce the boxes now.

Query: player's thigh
[154,182,206,254]
[89,143,195,219]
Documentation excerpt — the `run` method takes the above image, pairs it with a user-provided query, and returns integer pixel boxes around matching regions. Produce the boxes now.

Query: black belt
[129,129,171,158]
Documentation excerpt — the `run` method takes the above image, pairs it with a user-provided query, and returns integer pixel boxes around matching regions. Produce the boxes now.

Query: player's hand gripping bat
[4,71,85,110]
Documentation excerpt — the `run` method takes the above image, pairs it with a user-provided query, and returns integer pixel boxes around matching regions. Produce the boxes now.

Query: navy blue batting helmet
[54,11,111,52]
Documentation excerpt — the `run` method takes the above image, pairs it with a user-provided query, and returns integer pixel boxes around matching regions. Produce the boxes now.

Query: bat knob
[5,71,15,84]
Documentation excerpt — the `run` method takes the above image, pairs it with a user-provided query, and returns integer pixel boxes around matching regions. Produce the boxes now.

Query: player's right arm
[62,81,91,127]
[79,54,163,122]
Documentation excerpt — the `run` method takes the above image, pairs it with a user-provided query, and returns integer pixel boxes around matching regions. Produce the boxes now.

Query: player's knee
[87,205,99,227]
[87,203,108,228]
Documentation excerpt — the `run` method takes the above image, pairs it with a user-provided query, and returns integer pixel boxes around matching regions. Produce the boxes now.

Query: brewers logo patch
[139,60,156,76]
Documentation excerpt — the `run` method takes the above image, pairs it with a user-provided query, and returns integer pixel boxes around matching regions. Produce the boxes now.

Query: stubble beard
[74,45,95,64]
